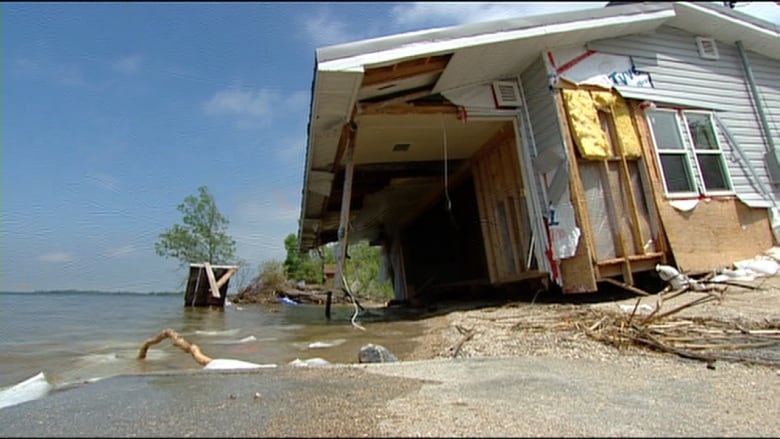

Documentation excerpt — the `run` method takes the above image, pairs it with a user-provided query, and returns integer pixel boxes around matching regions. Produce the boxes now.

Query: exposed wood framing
[360,103,460,116]
[629,101,670,262]
[473,158,498,282]
[615,156,645,255]
[358,89,435,113]
[361,55,451,87]
[599,160,633,284]
[553,88,599,293]
[472,123,531,283]
[556,85,674,292]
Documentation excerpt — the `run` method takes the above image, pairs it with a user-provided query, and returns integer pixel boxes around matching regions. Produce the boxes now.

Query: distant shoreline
[0,290,181,296]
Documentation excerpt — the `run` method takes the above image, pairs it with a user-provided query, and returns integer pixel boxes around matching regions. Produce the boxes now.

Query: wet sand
[0,355,777,437]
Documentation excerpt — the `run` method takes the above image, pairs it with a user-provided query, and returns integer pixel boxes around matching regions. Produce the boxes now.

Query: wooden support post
[325,291,332,320]
[334,123,356,291]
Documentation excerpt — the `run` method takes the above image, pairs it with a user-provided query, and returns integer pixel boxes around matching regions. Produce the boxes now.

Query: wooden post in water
[325,291,332,320]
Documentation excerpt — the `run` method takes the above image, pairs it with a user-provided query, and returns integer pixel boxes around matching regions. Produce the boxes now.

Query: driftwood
[447,324,476,358]
[138,328,213,366]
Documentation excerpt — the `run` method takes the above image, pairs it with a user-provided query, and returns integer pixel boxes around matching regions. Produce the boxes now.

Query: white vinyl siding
[587,25,780,207]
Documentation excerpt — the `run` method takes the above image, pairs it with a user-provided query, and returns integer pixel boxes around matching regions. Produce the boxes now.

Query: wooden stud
[630,101,671,263]
[600,160,634,285]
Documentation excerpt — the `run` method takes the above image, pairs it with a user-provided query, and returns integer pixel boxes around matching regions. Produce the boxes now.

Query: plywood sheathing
[656,197,773,274]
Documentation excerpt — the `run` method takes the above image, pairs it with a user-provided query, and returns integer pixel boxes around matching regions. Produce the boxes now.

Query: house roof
[297,1,780,251]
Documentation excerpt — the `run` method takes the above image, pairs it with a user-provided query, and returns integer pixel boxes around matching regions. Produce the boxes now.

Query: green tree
[284,233,322,283]
[155,186,237,266]
[278,232,392,300]
[344,240,393,300]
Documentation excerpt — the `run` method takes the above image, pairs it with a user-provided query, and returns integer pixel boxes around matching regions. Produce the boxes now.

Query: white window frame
[682,110,733,197]
[646,108,733,198]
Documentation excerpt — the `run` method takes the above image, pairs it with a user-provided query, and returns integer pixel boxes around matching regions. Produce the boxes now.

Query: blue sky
[3,2,779,293]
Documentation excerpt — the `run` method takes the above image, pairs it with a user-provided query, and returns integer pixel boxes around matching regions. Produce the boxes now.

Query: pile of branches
[580,288,779,367]
[502,284,779,367]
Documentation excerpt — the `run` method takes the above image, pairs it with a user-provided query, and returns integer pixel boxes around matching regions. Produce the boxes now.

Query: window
[646,109,731,197]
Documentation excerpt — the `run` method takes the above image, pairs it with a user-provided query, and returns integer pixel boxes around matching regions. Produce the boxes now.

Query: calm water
[0,291,426,391]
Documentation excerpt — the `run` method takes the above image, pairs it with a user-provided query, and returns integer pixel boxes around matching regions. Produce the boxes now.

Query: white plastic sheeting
[0,372,52,410]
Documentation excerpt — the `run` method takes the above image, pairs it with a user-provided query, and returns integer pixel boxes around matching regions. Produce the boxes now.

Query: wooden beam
[215,266,239,290]
[358,89,434,113]
[203,262,221,299]
[360,103,460,116]
[630,101,671,261]
[334,125,357,290]
[361,55,451,87]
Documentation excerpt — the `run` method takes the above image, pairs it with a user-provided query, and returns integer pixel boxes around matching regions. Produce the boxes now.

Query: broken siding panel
[520,55,565,208]
[587,25,777,207]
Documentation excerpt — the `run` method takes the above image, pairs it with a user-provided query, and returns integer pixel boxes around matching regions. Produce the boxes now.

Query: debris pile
[581,293,779,368]
[444,251,780,368]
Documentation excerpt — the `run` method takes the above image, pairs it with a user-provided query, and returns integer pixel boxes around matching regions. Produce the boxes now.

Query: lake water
[0,291,428,397]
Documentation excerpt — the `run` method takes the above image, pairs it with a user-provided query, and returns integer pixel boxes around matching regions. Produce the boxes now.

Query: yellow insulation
[591,91,616,109]
[610,96,642,158]
[561,89,610,160]
[562,88,643,160]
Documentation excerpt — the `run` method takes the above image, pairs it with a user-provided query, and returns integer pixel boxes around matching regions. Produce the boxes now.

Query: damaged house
[297,2,780,301]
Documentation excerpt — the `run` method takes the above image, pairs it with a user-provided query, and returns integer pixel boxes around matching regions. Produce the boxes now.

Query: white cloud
[302,9,357,47]
[38,251,75,263]
[112,55,142,75]
[390,2,607,27]
[203,87,308,124]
